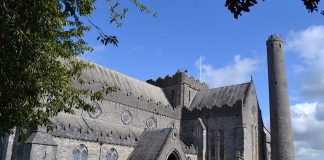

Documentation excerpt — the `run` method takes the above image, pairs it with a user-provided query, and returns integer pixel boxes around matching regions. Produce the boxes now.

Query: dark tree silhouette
[225,0,323,18]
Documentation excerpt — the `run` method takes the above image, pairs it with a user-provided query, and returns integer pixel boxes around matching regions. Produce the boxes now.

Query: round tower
[266,34,295,160]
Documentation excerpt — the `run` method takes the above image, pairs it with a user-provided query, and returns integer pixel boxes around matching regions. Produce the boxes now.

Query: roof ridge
[209,81,251,90]
[79,58,172,107]
[81,58,164,90]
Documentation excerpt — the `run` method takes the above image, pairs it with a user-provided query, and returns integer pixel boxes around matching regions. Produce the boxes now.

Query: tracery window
[254,126,258,160]
[219,129,225,160]
[121,110,132,125]
[146,117,157,129]
[210,129,216,159]
[88,102,102,119]
[73,144,88,160]
[196,126,200,139]
[251,126,260,160]
[106,148,118,160]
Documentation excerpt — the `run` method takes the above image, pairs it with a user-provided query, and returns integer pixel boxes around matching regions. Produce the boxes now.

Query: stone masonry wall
[182,84,198,109]
[29,144,57,160]
[242,83,264,160]
[186,154,198,160]
[54,137,134,160]
[207,116,242,160]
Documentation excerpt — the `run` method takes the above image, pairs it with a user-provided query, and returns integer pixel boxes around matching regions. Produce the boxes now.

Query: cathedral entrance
[167,151,180,160]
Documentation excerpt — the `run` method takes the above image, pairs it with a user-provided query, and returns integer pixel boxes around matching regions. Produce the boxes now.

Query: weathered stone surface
[267,34,295,160]
[129,128,187,160]
[0,36,291,159]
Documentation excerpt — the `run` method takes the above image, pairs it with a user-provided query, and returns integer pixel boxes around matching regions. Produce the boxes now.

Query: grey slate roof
[81,61,171,107]
[188,82,250,110]
[128,128,172,160]
[50,113,142,143]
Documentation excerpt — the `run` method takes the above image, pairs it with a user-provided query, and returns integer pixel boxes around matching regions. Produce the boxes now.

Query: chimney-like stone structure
[266,34,295,160]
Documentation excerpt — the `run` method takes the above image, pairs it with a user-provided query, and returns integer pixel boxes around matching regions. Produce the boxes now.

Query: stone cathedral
[1,35,295,160]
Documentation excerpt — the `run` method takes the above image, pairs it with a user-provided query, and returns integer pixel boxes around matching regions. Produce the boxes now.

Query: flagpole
[199,55,201,81]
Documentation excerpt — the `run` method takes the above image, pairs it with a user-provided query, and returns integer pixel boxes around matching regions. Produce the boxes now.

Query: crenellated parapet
[147,70,209,108]
[181,142,198,155]
[181,100,243,120]
[147,70,208,91]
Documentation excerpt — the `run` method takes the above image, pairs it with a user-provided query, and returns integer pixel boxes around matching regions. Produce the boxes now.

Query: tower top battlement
[147,70,208,90]
[267,34,283,43]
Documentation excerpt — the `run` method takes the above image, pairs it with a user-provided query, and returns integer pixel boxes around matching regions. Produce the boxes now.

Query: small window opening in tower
[271,44,274,48]
[279,43,282,48]
[189,90,191,101]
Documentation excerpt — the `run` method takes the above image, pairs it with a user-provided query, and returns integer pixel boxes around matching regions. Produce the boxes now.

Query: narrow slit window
[220,130,225,160]
[210,130,216,158]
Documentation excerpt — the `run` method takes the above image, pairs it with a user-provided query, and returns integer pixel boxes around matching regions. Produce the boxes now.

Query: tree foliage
[0,0,153,141]
[226,0,324,18]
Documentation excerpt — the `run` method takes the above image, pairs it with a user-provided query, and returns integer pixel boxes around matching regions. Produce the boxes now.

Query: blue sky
[82,0,324,159]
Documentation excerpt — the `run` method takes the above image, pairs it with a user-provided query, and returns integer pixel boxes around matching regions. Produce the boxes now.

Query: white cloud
[292,64,306,74]
[315,103,324,121]
[291,102,324,160]
[286,25,324,160]
[286,26,324,63]
[286,25,324,101]
[196,55,259,88]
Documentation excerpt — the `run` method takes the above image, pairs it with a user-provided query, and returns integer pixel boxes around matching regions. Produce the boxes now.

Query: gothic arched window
[254,126,258,160]
[210,129,216,159]
[73,144,88,160]
[219,129,225,160]
[251,126,255,160]
[106,148,118,160]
